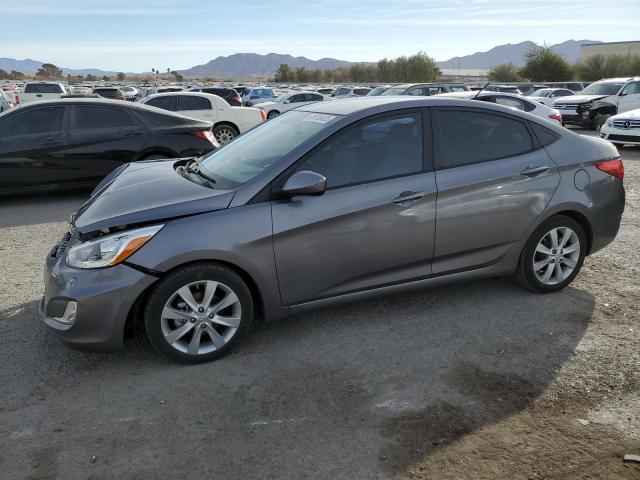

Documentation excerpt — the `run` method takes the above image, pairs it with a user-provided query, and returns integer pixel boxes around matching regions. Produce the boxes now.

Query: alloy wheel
[214,127,236,144]
[533,227,580,286]
[160,280,241,355]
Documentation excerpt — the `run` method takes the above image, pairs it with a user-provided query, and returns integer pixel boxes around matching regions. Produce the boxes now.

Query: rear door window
[71,106,135,130]
[177,96,211,111]
[146,96,177,111]
[434,109,534,169]
[1,106,65,136]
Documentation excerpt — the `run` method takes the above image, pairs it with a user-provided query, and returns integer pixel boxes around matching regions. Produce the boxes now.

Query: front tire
[516,215,586,293]
[593,114,610,132]
[267,110,280,119]
[144,263,254,363]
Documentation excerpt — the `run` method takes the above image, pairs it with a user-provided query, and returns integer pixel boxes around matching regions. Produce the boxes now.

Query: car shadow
[0,277,595,479]
[0,190,88,228]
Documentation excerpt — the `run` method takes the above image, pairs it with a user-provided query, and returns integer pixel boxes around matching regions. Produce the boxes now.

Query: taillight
[14,94,19,105]
[549,113,562,123]
[193,130,217,145]
[596,157,623,180]
[259,109,266,122]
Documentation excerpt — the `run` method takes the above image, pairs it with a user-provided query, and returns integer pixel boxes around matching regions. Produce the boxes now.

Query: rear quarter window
[530,122,560,147]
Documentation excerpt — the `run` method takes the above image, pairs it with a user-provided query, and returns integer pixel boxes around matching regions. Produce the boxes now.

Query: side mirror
[281,171,326,197]
[619,91,627,96]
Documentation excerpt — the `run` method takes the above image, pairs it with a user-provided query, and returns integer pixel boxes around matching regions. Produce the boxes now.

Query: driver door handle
[391,191,426,205]
[520,165,549,176]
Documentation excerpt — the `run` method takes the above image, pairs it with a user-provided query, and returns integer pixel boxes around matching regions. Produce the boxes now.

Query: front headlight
[605,119,613,127]
[67,225,163,269]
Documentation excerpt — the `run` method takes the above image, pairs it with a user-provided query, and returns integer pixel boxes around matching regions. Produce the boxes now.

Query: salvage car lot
[0,131,638,479]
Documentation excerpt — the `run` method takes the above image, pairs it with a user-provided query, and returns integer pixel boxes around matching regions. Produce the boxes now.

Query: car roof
[594,77,634,83]
[4,98,210,121]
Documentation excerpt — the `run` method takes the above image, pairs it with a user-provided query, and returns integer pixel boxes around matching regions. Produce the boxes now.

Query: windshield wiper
[191,166,217,185]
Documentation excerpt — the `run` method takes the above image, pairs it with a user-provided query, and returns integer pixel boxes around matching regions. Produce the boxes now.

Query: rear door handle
[391,191,426,205]
[520,165,549,176]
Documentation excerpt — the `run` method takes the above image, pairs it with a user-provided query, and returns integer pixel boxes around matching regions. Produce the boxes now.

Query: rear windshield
[250,89,275,98]
[353,88,371,96]
[24,84,63,94]
[381,87,408,96]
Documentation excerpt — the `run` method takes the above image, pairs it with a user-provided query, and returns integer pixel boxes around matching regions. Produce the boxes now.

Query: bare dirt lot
[0,135,638,480]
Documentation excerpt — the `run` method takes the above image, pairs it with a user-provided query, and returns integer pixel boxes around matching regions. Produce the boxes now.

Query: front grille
[556,104,579,110]
[608,134,640,142]
[54,232,72,258]
[612,119,640,129]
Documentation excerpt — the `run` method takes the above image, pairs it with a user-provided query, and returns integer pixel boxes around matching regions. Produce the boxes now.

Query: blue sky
[2,0,639,71]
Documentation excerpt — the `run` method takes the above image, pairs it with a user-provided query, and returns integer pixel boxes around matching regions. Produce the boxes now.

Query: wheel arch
[124,259,266,341]
[537,209,593,256]
[213,121,239,134]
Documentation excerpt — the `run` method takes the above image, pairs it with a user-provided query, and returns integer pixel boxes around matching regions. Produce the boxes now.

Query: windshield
[198,110,341,189]
[530,89,552,97]
[380,87,408,96]
[580,82,624,96]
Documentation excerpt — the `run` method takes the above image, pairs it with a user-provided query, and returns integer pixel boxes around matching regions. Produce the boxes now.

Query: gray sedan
[42,97,625,363]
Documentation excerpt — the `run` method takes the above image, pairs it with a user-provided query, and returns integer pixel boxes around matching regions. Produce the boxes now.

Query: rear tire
[213,124,238,145]
[144,263,254,363]
[516,215,586,293]
[267,110,280,119]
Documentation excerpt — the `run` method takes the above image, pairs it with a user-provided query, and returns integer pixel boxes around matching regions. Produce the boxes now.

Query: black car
[93,87,126,100]
[0,99,219,195]
[190,87,242,106]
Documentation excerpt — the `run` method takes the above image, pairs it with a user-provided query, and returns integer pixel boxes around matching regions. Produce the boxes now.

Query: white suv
[553,77,640,130]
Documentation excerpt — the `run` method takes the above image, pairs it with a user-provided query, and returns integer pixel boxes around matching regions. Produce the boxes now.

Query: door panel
[0,105,68,191]
[431,107,560,274]
[61,106,148,184]
[433,149,559,274]
[272,173,437,305]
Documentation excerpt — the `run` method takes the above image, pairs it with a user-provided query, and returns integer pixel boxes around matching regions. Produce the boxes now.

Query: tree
[488,63,523,82]
[0,69,9,79]
[166,68,170,76]
[116,72,126,81]
[274,63,293,82]
[35,63,63,79]
[102,75,109,81]
[170,70,184,82]
[519,46,572,81]
[10,70,26,80]
[86,74,97,81]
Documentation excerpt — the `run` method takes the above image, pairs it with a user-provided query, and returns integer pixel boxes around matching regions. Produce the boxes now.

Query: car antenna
[473,82,490,99]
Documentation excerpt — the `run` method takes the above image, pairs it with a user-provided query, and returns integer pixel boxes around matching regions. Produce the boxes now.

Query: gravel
[0,135,638,480]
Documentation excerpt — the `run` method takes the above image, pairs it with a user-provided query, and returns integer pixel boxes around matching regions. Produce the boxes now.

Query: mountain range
[0,40,603,78]
[436,39,602,70]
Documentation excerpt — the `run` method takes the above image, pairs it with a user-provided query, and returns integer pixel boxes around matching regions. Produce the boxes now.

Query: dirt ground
[400,152,640,480]
[0,139,638,480]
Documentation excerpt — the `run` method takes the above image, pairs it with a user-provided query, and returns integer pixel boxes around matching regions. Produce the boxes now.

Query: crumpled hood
[74,159,234,234]
[554,94,607,105]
